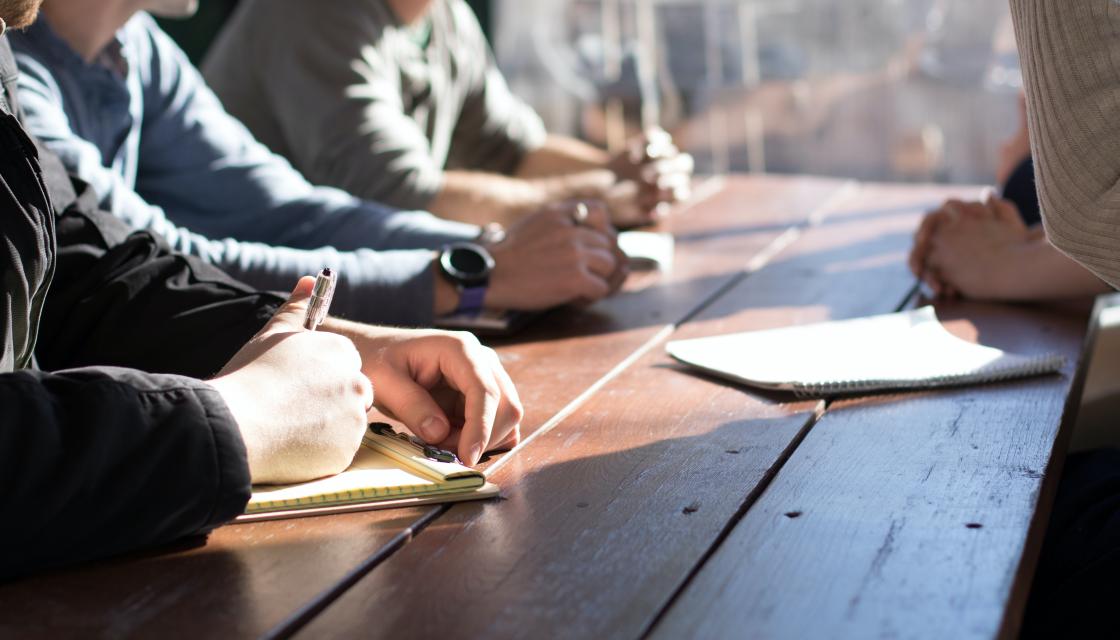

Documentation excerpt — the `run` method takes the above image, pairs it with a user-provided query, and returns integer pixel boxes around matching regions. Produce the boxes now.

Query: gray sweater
[203,0,547,212]
[1010,0,1120,290]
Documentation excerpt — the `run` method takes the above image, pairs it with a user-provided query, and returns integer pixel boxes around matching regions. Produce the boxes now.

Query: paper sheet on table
[666,307,1064,396]
[619,231,674,271]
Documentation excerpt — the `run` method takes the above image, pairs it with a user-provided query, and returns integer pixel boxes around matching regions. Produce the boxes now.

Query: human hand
[607,127,694,227]
[484,200,628,310]
[209,277,373,484]
[337,325,523,466]
[913,196,1032,300]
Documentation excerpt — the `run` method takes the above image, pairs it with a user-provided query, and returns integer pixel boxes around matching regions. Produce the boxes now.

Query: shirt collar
[24,15,129,80]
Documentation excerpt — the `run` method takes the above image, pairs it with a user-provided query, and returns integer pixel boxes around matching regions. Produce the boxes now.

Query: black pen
[303,268,337,331]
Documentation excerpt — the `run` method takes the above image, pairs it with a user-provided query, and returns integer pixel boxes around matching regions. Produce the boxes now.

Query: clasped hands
[606,127,695,228]
[908,192,1037,300]
[209,276,523,484]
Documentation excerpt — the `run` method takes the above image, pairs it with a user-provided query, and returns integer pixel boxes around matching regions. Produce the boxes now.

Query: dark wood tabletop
[0,175,1094,640]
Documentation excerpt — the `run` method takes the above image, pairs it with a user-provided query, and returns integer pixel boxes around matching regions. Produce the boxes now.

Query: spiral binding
[789,352,1066,399]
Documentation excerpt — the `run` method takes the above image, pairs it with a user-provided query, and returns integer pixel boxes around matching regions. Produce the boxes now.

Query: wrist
[435,242,494,315]
[536,170,614,201]
[206,375,265,483]
[433,255,462,315]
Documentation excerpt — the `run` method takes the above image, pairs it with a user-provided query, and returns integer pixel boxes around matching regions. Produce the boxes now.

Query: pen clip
[368,422,461,464]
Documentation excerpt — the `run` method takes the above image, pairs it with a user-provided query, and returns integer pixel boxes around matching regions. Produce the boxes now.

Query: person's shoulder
[122,11,162,40]
[441,0,488,51]
[122,11,183,62]
[8,17,67,64]
[444,0,486,36]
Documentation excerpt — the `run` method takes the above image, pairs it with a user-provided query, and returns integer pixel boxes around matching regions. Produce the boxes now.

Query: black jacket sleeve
[0,72,278,578]
[0,367,251,580]
[33,140,284,379]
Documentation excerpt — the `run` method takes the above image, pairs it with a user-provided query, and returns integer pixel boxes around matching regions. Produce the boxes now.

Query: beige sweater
[1011,0,1120,290]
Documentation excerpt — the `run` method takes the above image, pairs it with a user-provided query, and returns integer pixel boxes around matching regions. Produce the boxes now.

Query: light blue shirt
[10,13,480,326]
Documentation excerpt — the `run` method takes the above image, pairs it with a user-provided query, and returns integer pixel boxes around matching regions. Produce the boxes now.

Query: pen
[303,268,337,331]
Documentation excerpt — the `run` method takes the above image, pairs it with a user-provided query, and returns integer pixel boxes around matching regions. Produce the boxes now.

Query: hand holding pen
[293,268,523,467]
[208,274,373,484]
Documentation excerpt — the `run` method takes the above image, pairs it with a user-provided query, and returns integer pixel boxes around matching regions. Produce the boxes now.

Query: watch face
[441,242,494,286]
[449,247,487,274]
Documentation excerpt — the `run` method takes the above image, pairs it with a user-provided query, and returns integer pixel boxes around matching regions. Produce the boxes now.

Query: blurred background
[163,0,1021,186]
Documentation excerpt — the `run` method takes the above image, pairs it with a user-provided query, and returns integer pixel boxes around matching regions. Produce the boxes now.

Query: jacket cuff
[195,385,252,529]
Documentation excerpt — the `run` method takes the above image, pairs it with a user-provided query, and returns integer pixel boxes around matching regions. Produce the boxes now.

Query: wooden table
[0,175,1093,640]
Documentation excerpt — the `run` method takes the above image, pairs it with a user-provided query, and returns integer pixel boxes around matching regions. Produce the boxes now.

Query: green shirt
[202,0,547,212]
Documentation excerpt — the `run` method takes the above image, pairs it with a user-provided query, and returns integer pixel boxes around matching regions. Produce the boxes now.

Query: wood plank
[294,182,981,639]
[0,175,847,638]
[486,175,852,449]
[649,301,1090,640]
[0,507,434,639]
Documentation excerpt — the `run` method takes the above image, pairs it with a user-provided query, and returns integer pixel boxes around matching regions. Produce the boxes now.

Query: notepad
[666,306,1064,397]
[236,427,498,522]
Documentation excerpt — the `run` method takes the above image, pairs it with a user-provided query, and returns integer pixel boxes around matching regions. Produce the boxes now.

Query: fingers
[454,362,501,466]
[990,197,1027,228]
[261,276,317,336]
[571,226,626,293]
[372,334,523,467]
[357,373,375,413]
[581,245,620,280]
[910,210,944,276]
[570,265,612,303]
[370,368,453,445]
[573,200,614,236]
[642,155,695,186]
[484,349,523,453]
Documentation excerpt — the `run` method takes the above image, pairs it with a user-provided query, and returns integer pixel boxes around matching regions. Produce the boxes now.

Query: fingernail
[469,443,483,466]
[417,416,444,442]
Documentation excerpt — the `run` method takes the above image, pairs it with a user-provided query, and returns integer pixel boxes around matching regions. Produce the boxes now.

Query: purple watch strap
[455,285,487,316]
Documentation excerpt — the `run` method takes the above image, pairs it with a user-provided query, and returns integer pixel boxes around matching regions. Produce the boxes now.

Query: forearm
[515,134,612,178]
[211,243,450,326]
[428,168,614,226]
[0,368,251,580]
[993,238,1112,301]
[1010,0,1120,288]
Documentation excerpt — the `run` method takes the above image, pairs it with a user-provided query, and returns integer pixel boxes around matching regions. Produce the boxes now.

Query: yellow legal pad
[236,426,499,522]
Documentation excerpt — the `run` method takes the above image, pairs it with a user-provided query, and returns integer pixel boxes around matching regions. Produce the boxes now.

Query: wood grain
[0,508,431,639]
[0,175,848,638]
[294,183,981,639]
[649,302,1090,640]
[485,175,853,449]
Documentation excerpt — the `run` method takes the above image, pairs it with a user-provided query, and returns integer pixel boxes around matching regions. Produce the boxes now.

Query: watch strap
[454,285,488,316]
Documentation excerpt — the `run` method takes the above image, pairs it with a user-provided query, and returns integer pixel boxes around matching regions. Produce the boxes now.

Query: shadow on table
[673,200,945,245]
[0,509,429,636]
[488,229,917,346]
[358,416,815,638]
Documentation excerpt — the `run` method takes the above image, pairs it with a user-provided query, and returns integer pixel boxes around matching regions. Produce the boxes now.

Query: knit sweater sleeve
[1010,0,1120,290]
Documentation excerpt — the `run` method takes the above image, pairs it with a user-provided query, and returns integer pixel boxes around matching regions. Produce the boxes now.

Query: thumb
[369,369,453,445]
[262,276,316,335]
[991,197,1026,228]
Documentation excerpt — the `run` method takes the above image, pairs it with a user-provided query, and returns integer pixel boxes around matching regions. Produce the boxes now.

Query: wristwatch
[438,242,495,315]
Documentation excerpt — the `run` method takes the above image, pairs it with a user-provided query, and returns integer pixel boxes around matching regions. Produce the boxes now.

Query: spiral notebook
[666,307,1064,397]
[237,425,498,522]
